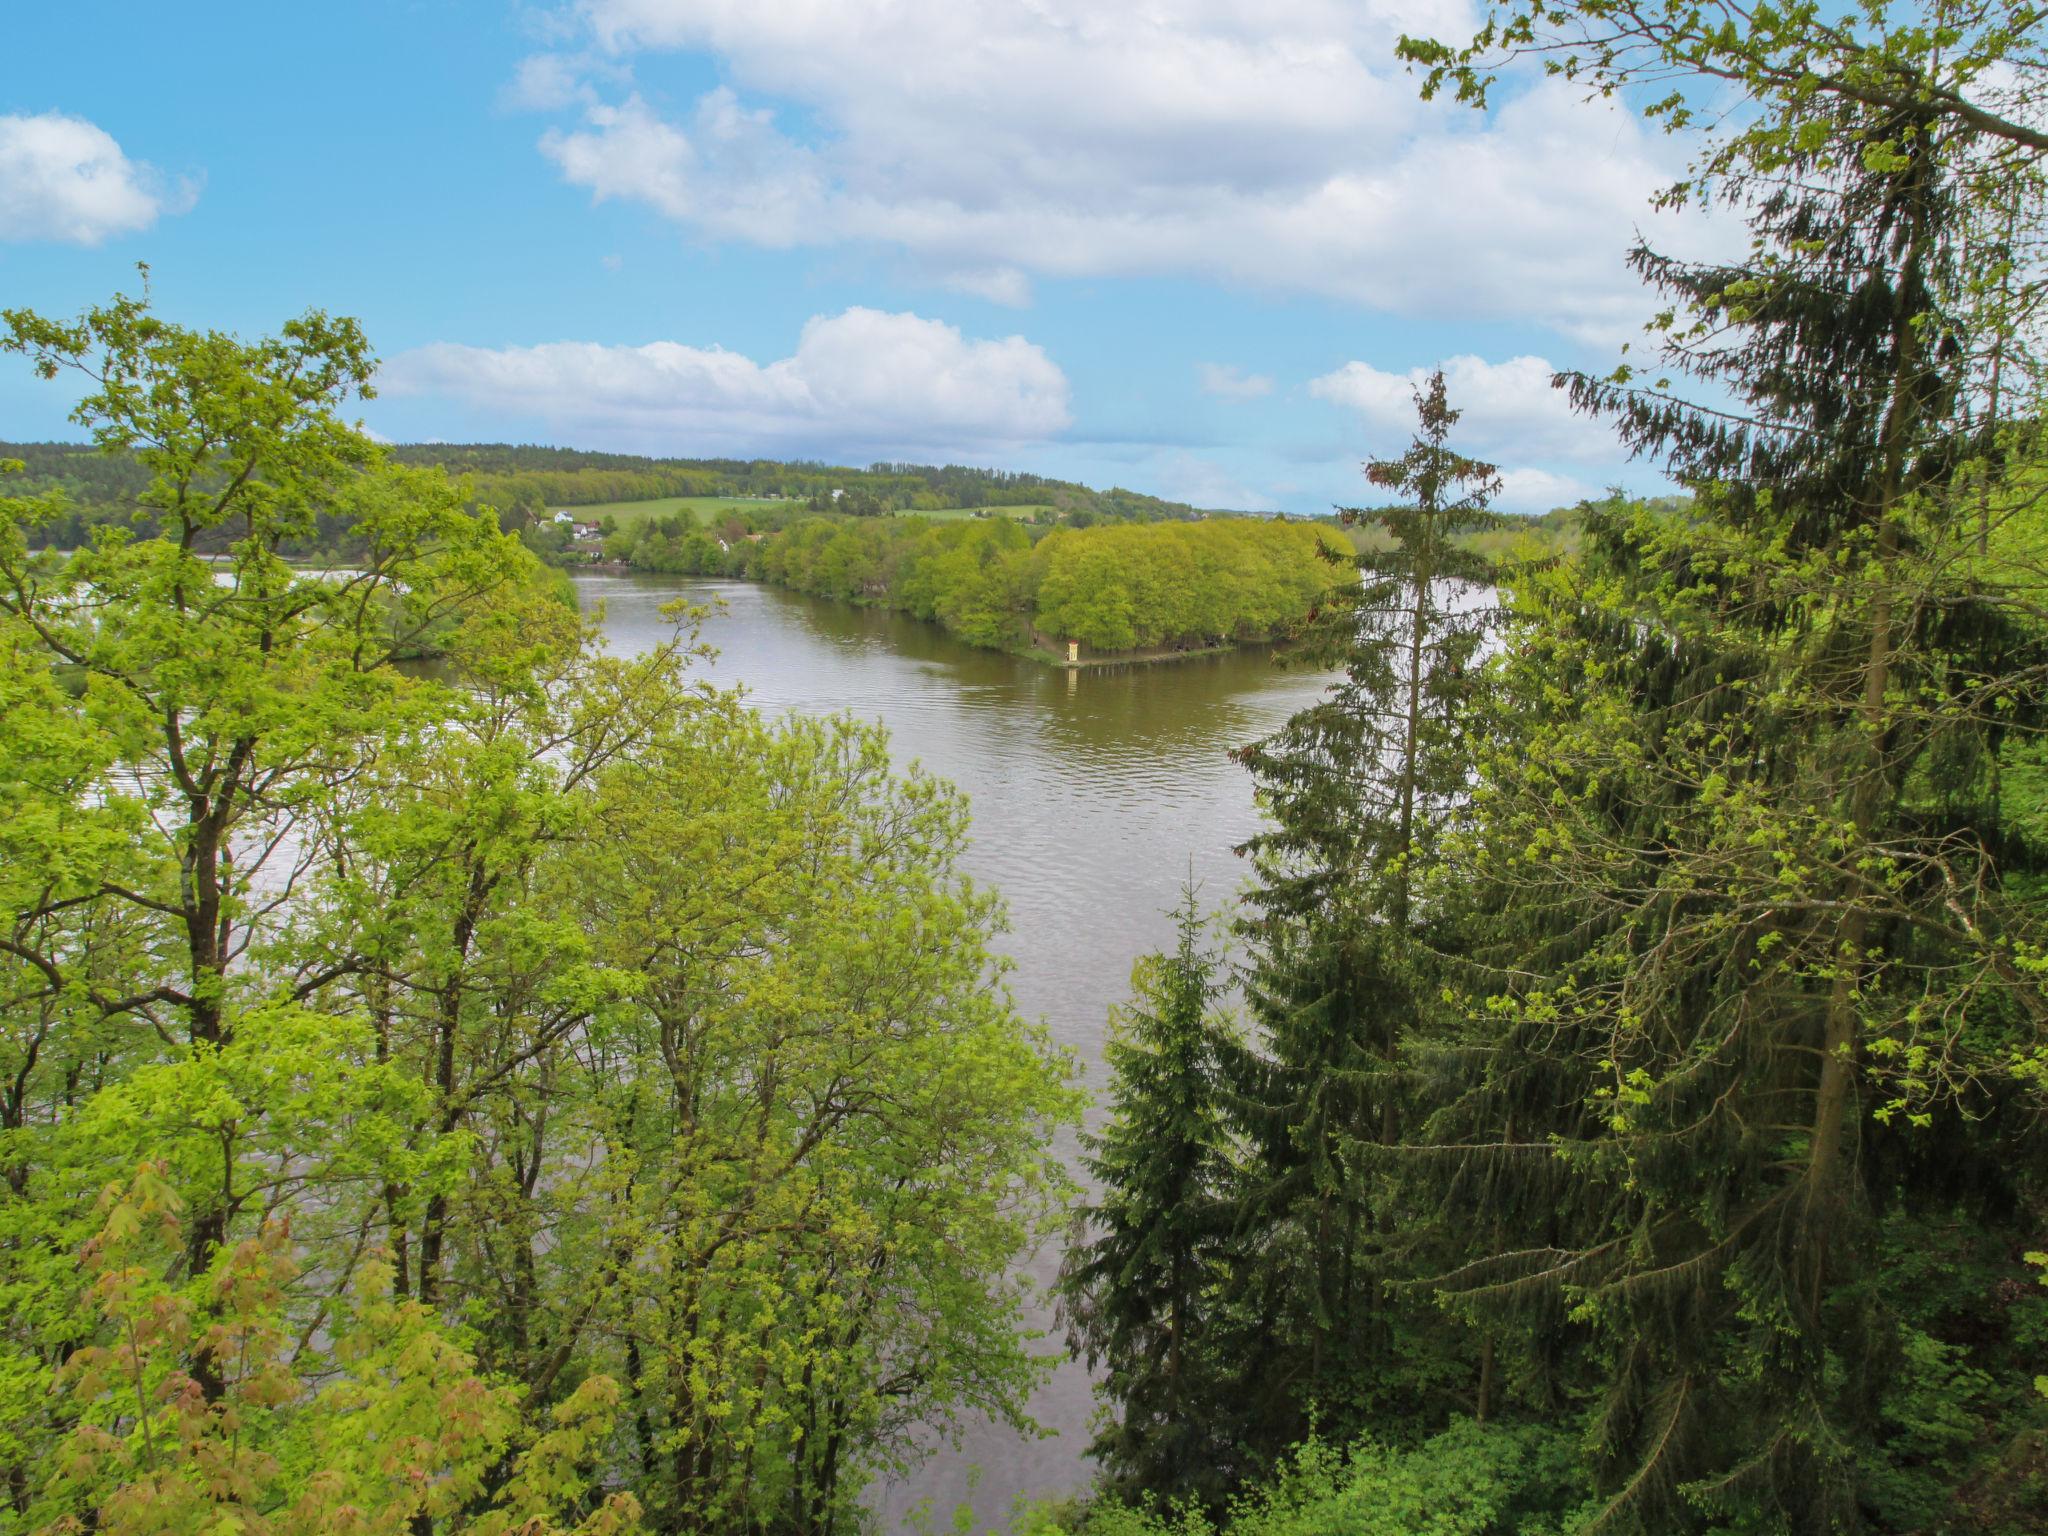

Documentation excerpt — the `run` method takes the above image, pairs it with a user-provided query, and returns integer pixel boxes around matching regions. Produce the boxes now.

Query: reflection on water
[578,573,1335,1528]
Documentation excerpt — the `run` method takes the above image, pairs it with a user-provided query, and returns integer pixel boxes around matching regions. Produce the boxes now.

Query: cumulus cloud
[503,53,599,112]
[0,112,189,245]
[1310,353,1625,465]
[1198,363,1274,400]
[540,88,825,246]
[1152,451,1278,511]
[522,0,1718,338]
[940,266,1033,307]
[1496,466,1601,511]
[378,307,1071,457]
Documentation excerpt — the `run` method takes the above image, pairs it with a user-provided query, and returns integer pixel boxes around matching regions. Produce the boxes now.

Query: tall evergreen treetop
[1199,375,1509,1466]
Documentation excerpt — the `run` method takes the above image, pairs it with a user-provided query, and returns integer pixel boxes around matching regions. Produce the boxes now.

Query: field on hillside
[557,496,1058,527]
[551,495,793,526]
[910,504,1056,522]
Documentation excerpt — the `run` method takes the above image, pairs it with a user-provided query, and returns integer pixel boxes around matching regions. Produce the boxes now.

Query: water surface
[579,573,1334,1528]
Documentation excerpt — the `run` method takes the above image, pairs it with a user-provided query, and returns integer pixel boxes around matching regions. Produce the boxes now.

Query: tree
[1204,375,1505,1465]
[1398,0,2048,166]
[0,285,1082,1536]
[32,1165,640,1536]
[1408,20,2048,1529]
[1057,880,1237,1505]
[0,283,532,1406]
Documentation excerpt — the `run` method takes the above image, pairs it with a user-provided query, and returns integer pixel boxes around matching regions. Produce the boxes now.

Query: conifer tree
[1211,373,1505,1458]
[1422,68,2048,1536]
[1057,880,1236,1504]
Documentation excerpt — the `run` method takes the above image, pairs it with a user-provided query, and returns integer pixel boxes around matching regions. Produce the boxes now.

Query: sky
[0,0,1725,514]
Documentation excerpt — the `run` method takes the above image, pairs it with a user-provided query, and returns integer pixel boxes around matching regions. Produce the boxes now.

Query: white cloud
[540,89,824,246]
[378,307,1071,457]
[1198,363,1274,399]
[503,53,599,111]
[1310,353,1624,465]
[940,266,1033,307]
[525,1,1718,337]
[1309,353,1646,512]
[0,112,188,245]
[1496,466,1600,512]
[540,95,692,219]
[1153,451,1278,511]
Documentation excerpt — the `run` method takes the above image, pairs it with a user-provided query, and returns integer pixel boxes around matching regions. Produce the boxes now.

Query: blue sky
[1,0,1712,513]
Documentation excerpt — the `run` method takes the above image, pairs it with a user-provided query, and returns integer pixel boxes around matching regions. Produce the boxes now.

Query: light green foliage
[1022,1421,1593,1536]
[32,1166,640,1536]
[1398,0,2048,188]
[1028,521,1339,652]
[557,495,782,527]
[728,514,1342,658]
[0,286,1078,1535]
[515,704,1083,1530]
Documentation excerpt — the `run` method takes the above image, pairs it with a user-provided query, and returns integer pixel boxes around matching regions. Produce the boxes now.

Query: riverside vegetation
[5,1,2048,1534]
[0,446,1362,666]
[0,294,1079,1535]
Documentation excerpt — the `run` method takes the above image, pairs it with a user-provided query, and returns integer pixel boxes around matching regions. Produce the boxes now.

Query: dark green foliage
[1415,86,2048,1536]
[1197,373,1505,1464]
[1057,883,1238,1504]
[1070,47,2048,1536]
[1052,377,1515,1498]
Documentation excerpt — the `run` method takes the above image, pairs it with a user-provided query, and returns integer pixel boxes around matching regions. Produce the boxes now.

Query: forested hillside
[0,437,1220,549]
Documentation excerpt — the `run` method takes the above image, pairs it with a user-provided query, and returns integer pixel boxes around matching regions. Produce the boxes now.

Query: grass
[551,497,1060,529]
[549,496,792,528]
[899,504,1057,522]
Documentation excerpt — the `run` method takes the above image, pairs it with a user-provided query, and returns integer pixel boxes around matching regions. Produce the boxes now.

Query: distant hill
[0,439,1635,554]
[383,443,1216,527]
[1,439,1227,542]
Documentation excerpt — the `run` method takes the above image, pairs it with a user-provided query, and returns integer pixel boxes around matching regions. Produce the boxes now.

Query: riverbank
[1022,633,1248,669]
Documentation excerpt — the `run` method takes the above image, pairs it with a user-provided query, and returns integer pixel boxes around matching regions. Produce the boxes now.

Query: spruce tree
[1057,880,1237,1504]
[1211,373,1506,1459]
[1425,77,2048,1534]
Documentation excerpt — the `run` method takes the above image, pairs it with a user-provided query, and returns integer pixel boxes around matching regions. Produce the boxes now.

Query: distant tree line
[2,439,1243,553]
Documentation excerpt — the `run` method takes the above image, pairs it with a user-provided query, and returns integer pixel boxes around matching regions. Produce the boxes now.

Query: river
[576,571,1336,1530]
